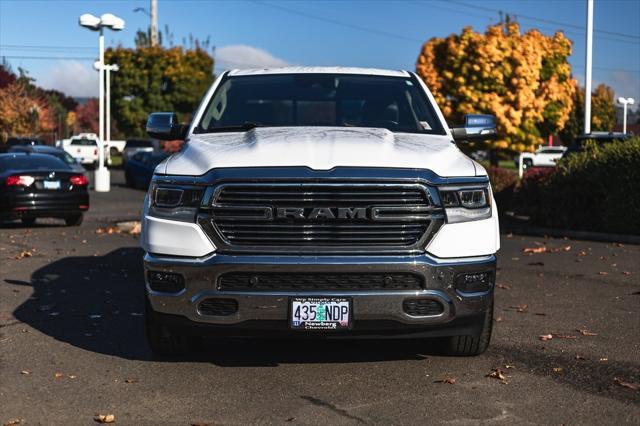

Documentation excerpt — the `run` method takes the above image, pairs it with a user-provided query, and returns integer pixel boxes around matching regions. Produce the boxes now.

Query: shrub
[486,166,517,210]
[514,137,640,234]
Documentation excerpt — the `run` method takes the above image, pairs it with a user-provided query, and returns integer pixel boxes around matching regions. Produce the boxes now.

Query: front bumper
[144,252,495,336]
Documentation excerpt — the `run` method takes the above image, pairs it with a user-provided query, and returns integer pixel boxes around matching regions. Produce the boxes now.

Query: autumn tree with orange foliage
[416,22,577,152]
[0,81,56,142]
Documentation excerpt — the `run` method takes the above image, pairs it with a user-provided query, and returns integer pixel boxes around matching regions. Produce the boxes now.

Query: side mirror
[451,114,497,143]
[146,112,187,140]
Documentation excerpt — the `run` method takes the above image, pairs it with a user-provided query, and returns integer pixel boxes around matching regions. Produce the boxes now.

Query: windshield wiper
[207,121,264,133]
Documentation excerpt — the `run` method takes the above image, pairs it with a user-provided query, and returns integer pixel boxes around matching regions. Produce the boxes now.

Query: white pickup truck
[518,146,567,169]
[140,67,500,357]
[61,133,125,167]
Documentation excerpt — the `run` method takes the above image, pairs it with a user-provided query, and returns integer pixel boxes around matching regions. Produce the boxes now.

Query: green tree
[104,45,214,137]
[559,84,617,143]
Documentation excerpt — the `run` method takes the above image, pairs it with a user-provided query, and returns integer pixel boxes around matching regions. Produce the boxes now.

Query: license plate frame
[43,180,61,190]
[289,297,352,330]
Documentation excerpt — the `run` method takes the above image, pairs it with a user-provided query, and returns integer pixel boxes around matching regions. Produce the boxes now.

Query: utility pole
[584,0,594,135]
[150,0,158,47]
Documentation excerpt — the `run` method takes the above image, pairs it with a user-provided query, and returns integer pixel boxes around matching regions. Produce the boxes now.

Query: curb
[503,225,640,245]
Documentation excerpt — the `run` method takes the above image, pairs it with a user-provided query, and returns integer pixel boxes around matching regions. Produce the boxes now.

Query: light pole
[79,13,125,192]
[618,97,635,134]
[584,0,594,135]
[95,62,120,162]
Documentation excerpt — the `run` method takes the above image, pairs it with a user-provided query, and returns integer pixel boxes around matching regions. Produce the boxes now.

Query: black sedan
[124,151,169,189]
[0,153,89,226]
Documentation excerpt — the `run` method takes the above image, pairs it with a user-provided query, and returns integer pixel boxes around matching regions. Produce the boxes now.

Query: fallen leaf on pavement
[577,329,597,336]
[598,271,608,276]
[534,312,547,316]
[576,250,587,257]
[524,246,546,254]
[20,370,30,375]
[434,377,456,384]
[511,304,528,313]
[68,375,76,379]
[539,334,553,341]
[96,226,120,235]
[3,419,24,426]
[495,316,504,322]
[562,245,571,251]
[54,372,63,379]
[486,368,508,384]
[504,364,515,369]
[124,378,139,383]
[622,271,632,275]
[575,354,586,360]
[553,367,563,373]
[599,357,608,362]
[528,262,544,266]
[94,414,115,424]
[15,250,32,259]
[496,283,511,290]
[614,378,640,391]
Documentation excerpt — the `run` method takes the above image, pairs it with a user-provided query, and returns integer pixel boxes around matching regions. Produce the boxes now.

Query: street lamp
[79,13,125,192]
[618,97,635,134]
[94,61,119,165]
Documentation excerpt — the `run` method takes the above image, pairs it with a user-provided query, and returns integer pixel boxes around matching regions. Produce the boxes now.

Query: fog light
[455,271,493,294]
[147,271,185,293]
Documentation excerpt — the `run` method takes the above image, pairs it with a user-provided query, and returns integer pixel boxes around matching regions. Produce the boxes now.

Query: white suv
[140,67,500,356]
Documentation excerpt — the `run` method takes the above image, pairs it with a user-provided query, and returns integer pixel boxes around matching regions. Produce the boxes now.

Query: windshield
[196,74,445,135]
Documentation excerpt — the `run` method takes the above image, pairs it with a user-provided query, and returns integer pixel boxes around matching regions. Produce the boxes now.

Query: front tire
[65,214,83,227]
[145,298,193,357]
[440,296,493,356]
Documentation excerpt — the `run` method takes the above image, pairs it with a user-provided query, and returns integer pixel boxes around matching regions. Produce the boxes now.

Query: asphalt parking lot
[1,170,638,425]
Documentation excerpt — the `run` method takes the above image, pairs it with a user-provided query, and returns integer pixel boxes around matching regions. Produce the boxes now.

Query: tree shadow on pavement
[491,344,640,404]
[9,248,439,365]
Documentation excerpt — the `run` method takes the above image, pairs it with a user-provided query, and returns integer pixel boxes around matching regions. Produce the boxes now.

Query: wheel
[21,217,36,226]
[440,295,493,356]
[65,214,83,227]
[145,298,193,357]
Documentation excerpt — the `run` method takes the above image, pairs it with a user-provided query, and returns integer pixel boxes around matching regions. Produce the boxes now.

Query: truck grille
[218,272,424,291]
[205,183,442,252]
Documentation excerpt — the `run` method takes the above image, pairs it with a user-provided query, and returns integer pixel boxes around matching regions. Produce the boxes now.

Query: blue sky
[1,0,638,104]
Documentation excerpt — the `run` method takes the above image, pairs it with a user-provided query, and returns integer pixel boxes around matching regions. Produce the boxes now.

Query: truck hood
[160,127,479,177]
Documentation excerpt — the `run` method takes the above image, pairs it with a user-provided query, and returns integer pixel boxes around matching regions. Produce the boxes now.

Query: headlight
[148,183,204,222]
[439,186,491,223]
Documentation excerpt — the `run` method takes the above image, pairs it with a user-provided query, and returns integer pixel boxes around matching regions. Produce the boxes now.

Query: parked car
[6,137,45,147]
[124,151,170,189]
[563,132,632,158]
[517,146,567,169]
[122,139,160,165]
[0,153,89,226]
[8,145,85,173]
[141,67,499,357]
[63,133,107,168]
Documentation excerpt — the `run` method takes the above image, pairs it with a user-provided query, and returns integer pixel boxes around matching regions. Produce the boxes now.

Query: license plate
[290,297,351,330]
[43,181,61,190]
